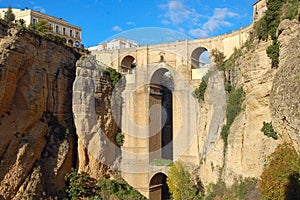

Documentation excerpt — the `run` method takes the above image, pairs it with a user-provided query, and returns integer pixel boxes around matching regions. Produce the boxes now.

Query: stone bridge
[90,25,252,199]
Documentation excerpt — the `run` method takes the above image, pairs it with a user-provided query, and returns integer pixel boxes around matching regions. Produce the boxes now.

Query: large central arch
[149,68,173,162]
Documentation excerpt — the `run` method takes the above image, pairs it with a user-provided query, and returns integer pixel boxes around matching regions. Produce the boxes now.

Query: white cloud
[203,8,238,32]
[126,21,136,26]
[159,0,200,25]
[112,25,123,32]
[189,28,208,38]
[189,8,238,38]
[33,6,46,13]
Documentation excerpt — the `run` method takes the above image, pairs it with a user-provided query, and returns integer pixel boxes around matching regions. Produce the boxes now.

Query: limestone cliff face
[73,56,121,179]
[0,22,79,199]
[198,19,299,186]
[270,19,300,151]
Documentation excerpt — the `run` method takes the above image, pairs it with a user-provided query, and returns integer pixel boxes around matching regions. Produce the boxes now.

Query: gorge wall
[0,16,298,199]
[198,18,299,186]
[0,22,79,199]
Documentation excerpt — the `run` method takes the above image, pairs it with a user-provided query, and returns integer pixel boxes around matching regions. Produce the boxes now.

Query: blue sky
[1,0,256,47]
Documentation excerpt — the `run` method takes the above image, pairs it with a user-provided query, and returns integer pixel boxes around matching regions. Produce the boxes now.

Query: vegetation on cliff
[259,143,300,199]
[3,5,15,22]
[261,121,278,140]
[167,161,204,200]
[206,177,259,200]
[221,86,245,147]
[65,169,146,199]
[254,0,298,67]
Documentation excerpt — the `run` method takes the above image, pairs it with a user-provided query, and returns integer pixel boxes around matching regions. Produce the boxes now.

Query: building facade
[0,8,82,47]
[253,0,267,22]
[88,38,138,51]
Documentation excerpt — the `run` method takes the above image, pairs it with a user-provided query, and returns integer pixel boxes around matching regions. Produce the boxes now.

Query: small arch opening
[120,55,136,73]
[149,173,170,200]
[68,39,74,46]
[160,55,164,62]
[191,47,210,68]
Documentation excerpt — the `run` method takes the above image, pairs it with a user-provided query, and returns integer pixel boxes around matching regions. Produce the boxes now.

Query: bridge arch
[190,47,210,68]
[149,172,170,200]
[120,55,136,72]
[149,67,173,162]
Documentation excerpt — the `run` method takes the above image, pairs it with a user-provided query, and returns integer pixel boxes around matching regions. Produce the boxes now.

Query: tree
[167,161,204,200]
[211,49,225,68]
[259,143,300,200]
[4,4,15,22]
[35,19,51,32]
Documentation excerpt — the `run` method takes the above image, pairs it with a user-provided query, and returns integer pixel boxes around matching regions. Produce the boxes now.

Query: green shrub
[259,143,300,200]
[211,49,225,68]
[261,121,278,139]
[65,168,89,199]
[115,132,125,146]
[266,41,280,68]
[254,0,298,68]
[221,86,245,146]
[65,169,146,199]
[167,161,204,200]
[282,0,299,20]
[4,4,15,23]
[97,178,146,200]
[104,67,122,87]
[254,17,269,41]
[194,78,208,102]
[206,178,259,200]
[223,48,243,71]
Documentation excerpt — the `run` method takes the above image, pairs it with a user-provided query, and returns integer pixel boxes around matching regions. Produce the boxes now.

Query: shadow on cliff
[285,173,300,200]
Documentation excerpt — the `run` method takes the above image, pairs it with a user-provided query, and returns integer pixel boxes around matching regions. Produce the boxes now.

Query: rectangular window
[56,25,59,33]
[70,29,73,37]
[75,32,79,38]
[32,18,37,25]
[63,27,66,35]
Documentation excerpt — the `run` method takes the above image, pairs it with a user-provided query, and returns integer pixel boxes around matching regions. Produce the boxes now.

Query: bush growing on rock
[259,143,300,200]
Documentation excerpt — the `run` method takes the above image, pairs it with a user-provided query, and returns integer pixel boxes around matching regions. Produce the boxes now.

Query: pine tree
[4,4,15,23]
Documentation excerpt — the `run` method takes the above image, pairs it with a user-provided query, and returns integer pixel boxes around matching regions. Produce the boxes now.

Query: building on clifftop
[0,7,82,47]
[253,0,267,22]
[88,38,139,51]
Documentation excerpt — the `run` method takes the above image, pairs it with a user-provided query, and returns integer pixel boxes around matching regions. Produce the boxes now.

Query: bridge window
[191,47,210,68]
[120,55,136,73]
[160,55,164,62]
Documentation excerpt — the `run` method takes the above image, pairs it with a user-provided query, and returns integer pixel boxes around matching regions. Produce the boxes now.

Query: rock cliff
[72,56,122,179]
[198,19,299,186]
[0,22,80,199]
[270,19,300,151]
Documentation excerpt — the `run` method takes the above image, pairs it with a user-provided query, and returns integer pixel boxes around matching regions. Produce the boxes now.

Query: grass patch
[150,159,173,166]
[206,177,259,200]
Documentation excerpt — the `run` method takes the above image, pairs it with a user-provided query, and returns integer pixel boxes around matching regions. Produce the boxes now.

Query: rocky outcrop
[0,22,79,199]
[198,25,291,186]
[73,56,121,179]
[270,19,300,151]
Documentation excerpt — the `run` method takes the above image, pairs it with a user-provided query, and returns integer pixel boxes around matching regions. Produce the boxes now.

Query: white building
[89,38,138,51]
[0,8,82,47]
